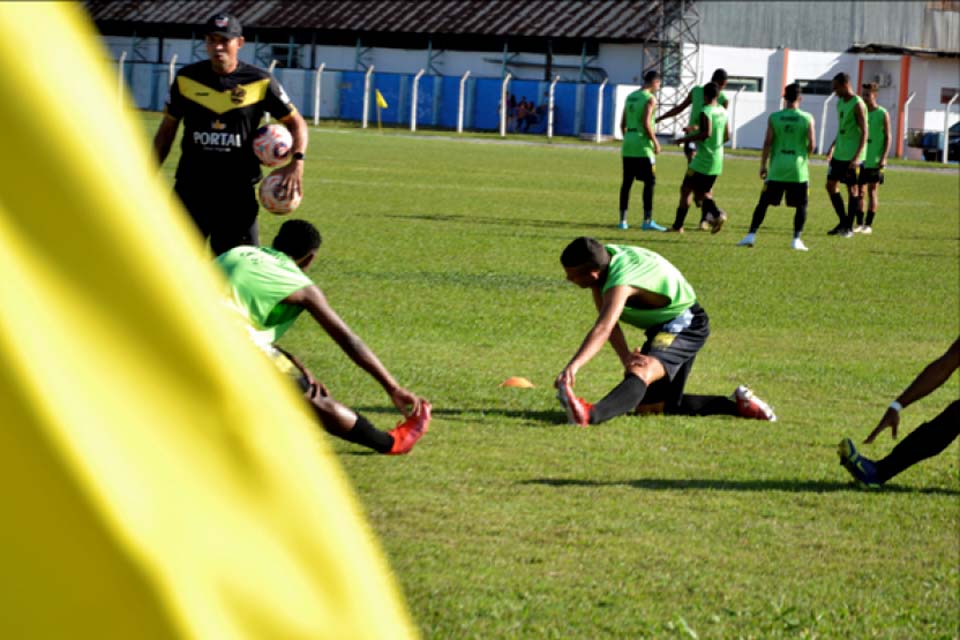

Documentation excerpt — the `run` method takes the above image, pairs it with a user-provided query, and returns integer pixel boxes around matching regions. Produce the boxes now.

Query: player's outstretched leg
[837,438,881,488]
[732,385,777,421]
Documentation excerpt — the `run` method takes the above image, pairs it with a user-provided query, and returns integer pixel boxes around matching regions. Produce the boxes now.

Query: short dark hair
[833,72,850,85]
[273,219,321,259]
[643,69,661,84]
[711,68,728,84]
[703,82,719,102]
[862,82,879,94]
[560,237,610,270]
[784,82,801,102]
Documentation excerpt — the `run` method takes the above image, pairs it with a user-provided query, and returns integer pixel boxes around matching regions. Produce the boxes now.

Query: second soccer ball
[252,124,293,167]
[258,172,302,215]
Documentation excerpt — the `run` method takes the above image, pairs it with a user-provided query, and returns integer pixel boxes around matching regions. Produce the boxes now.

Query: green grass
[147,112,960,638]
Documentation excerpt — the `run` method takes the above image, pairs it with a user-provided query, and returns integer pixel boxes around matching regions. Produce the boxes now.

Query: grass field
[152,114,960,638]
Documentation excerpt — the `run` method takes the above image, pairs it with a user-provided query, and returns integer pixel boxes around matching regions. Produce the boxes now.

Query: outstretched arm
[284,285,423,416]
[655,91,692,123]
[865,337,960,443]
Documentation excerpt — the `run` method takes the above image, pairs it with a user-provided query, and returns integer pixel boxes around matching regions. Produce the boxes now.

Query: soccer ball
[258,172,302,215]
[252,124,292,167]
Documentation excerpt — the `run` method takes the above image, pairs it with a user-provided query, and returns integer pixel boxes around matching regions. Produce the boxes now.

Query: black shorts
[622,156,656,184]
[681,169,718,195]
[857,167,885,185]
[761,181,808,207]
[174,178,260,255]
[636,303,710,411]
[827,159,859,186]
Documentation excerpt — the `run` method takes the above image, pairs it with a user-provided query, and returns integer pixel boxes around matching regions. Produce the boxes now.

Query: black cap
[205,13,242,38]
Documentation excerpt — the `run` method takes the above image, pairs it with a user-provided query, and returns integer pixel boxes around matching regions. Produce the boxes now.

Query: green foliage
[149,113,959,638]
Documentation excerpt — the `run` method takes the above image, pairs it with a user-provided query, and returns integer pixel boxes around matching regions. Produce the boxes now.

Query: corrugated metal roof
[83,1,677,41]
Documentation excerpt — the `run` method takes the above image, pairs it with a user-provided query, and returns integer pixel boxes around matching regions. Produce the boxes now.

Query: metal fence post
[730,86,745,149]
[942,93,958,164]
[500,73,512,137]
[457,70,471,134]
[547,74,560,139]
[595,78,608,143]
[900,91,916,159]
[313,62,325,126]
[362,65,375,129]
[117,51,127,107]
[167,53,177,87]
[411,69,425,132]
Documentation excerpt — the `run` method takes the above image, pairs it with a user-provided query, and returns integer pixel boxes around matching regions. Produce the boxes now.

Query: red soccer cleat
[733,385,777,421]
[557,383,593,427]
[388,402,432,455]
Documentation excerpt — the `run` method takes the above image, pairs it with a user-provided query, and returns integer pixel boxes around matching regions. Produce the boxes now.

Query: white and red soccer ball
[258,172,302,215]
[252,124,292,167]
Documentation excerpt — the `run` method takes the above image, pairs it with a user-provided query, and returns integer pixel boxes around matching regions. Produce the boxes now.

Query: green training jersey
[834,95,866,162]
[767,108,813,183]
[689,104,727,176]
[864,105,888,169]
[622,89,656,158]
[216,246,313,349]
[602,245,697,329]
[688,85,728,130]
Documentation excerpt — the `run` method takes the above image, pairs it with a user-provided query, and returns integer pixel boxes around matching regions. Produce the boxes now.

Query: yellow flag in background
[376,88,389,109]
[0,4,415,639]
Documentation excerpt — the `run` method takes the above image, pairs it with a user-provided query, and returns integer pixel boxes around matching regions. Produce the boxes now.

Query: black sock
[829,192,845,223]
[845,194,861,228]
[673,206,689,230]
[341,414,394,453]
[642,181,654,217]
[670,394,739,416]
[749,200,768,233]
[875,401,960,483]
[590,375,648,424]
[865,209,876,226]
[793,204,807,235]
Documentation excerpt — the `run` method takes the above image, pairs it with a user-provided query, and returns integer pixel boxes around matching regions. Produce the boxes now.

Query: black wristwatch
[291,151,304,161]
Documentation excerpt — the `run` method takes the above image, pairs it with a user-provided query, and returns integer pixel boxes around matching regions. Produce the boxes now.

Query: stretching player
[738,83,815,251]
[824,72,867,238]
[618,70,666,231]
[217,220,431,454]
[853,82,891,234]
[838,337,959,488]
[555,237,776,425]
[668,82,730,234]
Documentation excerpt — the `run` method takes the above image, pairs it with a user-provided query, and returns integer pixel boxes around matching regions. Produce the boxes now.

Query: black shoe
[827,224,844,235]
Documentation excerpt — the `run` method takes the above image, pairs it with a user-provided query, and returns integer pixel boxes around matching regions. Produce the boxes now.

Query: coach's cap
[205,13,242,38]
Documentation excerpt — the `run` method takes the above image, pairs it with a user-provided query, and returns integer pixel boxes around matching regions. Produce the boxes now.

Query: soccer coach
[153,12,308,255]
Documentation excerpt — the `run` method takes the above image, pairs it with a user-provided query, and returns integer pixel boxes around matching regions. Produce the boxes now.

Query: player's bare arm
[556,285,633,389]
[853,101,868,161]
[723,119,731,144]
[285,284,423,416]
[865,337,960,443]
[591,286,632,366]
[880,110,891,167]
[655,91,692,123]
[643,98,661,154]
[619,110,626,137]
[807,117,816,154]
[759,117,774,179]
[152,113,180,165]
[678,112,711,144]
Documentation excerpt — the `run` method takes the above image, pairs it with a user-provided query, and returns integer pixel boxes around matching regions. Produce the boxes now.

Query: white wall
[915,57,960,132]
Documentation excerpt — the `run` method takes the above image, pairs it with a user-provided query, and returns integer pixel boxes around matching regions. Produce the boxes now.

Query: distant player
[668,82,730,234]
[554,237,776,426]
[853,82,891,234]
[824,72,867,238]
[656,68,729,230]
[216,220,431,454]
[618,70,666,231]
[153,12,308,255]
[737,83,815,251]
[838,337,959,488]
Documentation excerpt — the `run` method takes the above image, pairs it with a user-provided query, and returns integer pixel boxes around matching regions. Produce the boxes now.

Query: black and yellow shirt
[165,61,296,184]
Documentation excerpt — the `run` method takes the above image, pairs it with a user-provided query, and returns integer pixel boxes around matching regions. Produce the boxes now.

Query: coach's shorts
[635,303,710,412]
[622,156,656,184]
[681,169,718,195]
[827,159,859,186]
[761,181,808,207]
[174,178,260,255]
[857,166,885,185]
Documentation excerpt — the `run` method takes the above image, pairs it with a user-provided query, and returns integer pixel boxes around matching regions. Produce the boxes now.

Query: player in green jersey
[738,83,815,251]
[853,82,891,234]
[216,220,431,455]
[554,237,776,426]
[824,72,867,238]
[668,83,730,234]
[838,337,959,488]
[619,70,667,231]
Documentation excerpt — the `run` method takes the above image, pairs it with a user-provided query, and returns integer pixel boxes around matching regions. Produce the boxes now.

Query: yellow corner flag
[376,88,389,109]
[0,4,415,639]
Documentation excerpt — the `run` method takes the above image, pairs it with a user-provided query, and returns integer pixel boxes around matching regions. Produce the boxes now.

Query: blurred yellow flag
[0,4,415,639]
[376,88,389,109]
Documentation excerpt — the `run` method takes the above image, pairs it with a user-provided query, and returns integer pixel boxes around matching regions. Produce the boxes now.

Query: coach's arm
[152,113,180,166]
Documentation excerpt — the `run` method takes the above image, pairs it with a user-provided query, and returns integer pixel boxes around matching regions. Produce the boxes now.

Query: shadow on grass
[353,405,570,425]
[520,477,960,495]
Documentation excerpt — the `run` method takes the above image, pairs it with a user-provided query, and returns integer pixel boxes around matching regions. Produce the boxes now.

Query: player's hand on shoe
[389,386,425,418]
[555,367,577,390]
[864,407,900,444]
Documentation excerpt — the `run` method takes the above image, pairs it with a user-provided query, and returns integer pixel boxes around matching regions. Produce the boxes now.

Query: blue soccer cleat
[641,219,667,232]
[837,438,881,488]
[617,220,629,230]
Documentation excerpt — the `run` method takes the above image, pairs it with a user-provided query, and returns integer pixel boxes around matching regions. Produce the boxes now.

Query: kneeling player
[217,220,431,454]
[738,83,814,251]
[554,237,776,425]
